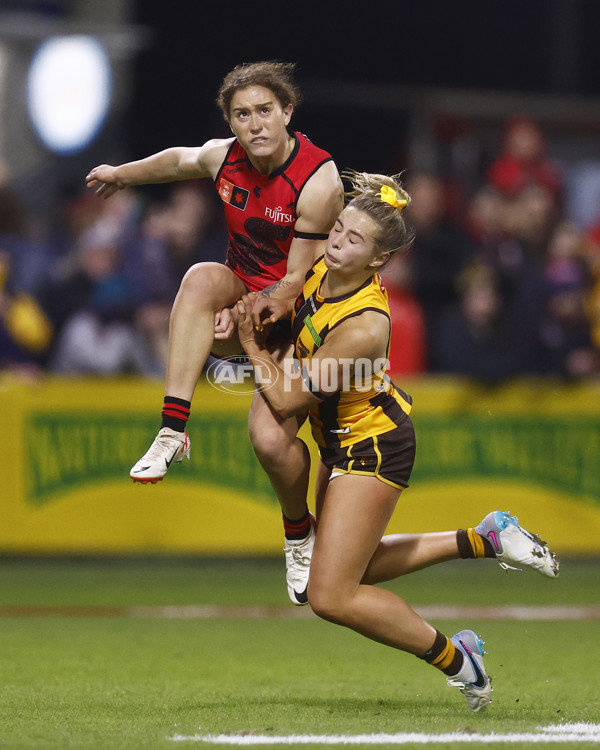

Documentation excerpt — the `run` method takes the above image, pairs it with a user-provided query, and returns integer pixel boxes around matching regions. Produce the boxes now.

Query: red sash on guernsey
[215,131,333,292]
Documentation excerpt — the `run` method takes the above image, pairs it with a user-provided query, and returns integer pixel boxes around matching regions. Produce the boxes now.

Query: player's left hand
[214,306,237,340]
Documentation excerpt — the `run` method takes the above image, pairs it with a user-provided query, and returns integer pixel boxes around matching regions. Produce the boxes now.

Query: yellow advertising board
[1,374,599,555]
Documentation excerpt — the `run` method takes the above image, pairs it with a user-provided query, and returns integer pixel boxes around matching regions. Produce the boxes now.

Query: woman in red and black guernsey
[86,61,343,604]
[217,129,334,294]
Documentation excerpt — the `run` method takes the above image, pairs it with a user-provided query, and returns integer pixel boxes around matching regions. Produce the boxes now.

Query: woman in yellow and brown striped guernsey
[291,231,414,489]
[237,171,558,713]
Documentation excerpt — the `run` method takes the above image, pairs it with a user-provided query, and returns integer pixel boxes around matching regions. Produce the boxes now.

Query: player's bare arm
[86,138,234,199]
[302,311,391,406]
[238,300,389,418]
[256,161,343,319]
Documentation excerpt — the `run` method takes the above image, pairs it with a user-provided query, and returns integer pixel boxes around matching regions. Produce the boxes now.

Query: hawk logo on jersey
[297,341,310,358]
[218,178,249,210]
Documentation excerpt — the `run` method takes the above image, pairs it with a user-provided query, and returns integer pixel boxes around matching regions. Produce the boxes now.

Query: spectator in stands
[464,184,546,373]
[465,185,524,297]
[486,115,562,201]
[436,263,525,381]
[0,250,52,374]
[538,222,599,378]
[40,226,152,375]
[507,183,559,258]
[0,181,54,297]
[44,189,105,277]
[122,183,226,304]
[403,172,473,371]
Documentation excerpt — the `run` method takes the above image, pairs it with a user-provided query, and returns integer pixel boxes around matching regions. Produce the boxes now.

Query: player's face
[228,86,293,165]
[324,206,387,275]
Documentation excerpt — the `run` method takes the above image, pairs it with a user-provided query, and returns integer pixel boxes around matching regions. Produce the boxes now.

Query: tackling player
[237,170,559,712]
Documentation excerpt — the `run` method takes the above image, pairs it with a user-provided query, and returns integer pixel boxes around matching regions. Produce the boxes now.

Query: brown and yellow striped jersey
[291,257,412,450]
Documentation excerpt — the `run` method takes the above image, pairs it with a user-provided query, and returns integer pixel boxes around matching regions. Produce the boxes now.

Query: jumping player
[236,170,559,712]
[86,62,344,603]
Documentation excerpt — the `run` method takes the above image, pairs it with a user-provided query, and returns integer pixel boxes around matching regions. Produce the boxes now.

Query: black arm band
[294,230,329,240]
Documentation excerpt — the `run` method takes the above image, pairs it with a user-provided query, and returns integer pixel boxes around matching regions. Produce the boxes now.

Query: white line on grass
[2,605,600,620]
[169,723,600,744]
[128,604,600,621]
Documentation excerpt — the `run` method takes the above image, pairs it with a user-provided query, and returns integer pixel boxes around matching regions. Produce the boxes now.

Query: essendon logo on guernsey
[218,178,249,210]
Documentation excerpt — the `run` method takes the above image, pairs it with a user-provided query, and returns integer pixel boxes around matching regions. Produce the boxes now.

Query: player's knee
[249,423,290,466]
[178,263,223,308]
[307,580,347,624]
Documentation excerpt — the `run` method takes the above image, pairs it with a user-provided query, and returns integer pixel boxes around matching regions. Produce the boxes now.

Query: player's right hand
[85,165,124,199]
[250,295,292,331]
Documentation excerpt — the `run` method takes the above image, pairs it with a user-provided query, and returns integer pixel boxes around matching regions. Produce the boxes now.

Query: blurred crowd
[384,115,600,381]
[0,180,228,379]
[1,115,600,382]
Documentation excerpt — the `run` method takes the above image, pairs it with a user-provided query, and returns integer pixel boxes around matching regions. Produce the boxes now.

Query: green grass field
[0,556,598,749]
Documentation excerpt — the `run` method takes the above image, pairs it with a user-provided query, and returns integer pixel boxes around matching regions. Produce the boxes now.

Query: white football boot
[476,510,559,577]
[284,521,315,606]
[130,427,191,484]
[446,629,492,713]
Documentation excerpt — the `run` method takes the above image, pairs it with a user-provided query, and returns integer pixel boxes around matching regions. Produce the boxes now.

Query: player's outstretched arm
[85,138,234,199]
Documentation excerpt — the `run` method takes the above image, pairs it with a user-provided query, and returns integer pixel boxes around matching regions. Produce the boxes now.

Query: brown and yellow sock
[457,528,495,559]
[419,629,464,676]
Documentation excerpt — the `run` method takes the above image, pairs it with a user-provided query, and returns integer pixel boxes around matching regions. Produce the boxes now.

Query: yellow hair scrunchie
[379,185,407,212]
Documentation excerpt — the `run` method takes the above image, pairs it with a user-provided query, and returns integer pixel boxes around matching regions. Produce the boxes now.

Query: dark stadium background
[129,0,600,171]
